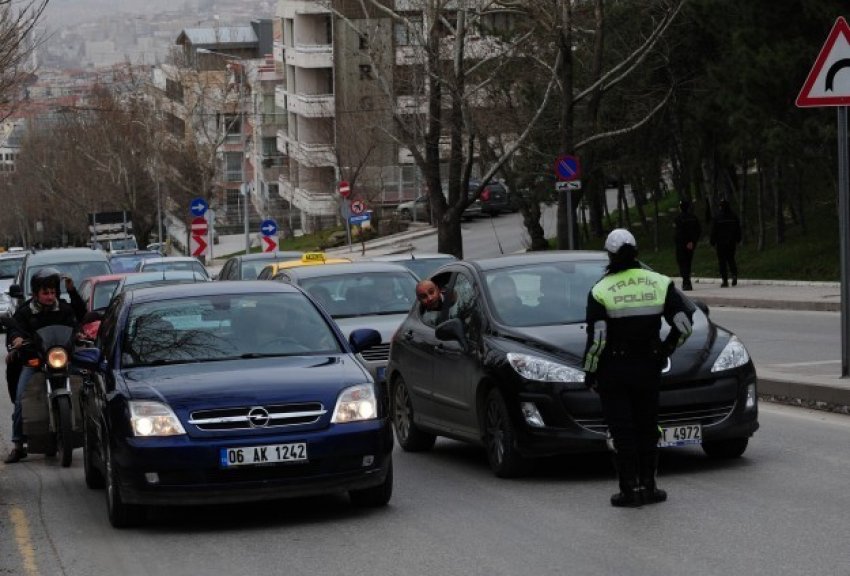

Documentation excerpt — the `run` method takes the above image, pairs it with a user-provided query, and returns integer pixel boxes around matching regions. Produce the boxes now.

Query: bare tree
[0,1,48,111]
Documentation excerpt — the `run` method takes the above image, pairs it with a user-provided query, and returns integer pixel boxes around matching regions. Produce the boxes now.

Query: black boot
[611,455,642,508]
[639,451,667,504]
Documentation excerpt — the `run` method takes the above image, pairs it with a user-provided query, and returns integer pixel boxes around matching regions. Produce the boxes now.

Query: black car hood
[120,355,371,409]
[491,311,719,379]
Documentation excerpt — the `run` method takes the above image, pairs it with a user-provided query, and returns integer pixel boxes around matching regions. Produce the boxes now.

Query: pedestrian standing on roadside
[709,199,742,287]
[673,199,701,291]
[583,229,694,507]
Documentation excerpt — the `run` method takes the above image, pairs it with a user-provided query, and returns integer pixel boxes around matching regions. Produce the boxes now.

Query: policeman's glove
[672,312,693,347]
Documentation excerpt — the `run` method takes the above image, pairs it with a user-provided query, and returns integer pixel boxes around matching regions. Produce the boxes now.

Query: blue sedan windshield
[122,293,341,366]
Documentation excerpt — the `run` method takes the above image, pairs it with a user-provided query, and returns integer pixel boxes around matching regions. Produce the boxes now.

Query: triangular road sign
[797,16,850,107]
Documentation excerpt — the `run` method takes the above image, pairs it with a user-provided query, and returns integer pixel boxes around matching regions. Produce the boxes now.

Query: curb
[759,375,850,414]
[696,296,840,313]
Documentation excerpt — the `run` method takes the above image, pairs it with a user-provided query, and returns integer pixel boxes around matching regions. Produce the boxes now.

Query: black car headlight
[507,352,585,385]
[711,336,750,372]
[129,401,186,437]
[331,384,377,423]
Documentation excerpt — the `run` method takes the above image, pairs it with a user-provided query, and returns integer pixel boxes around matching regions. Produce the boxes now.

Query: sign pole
[839,107,849,377]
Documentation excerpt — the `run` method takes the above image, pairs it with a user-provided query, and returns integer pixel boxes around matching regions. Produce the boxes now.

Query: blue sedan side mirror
[73,348,103,370]
[348,328,382,353]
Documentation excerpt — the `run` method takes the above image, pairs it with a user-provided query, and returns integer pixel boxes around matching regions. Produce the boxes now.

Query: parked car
[0,252,27,326]
[135,256,211,280]
[217,251,304,280]
[396,196,430,222]
[9,248,112,312]
[466,180,510,217]
[257,252,352,280]
[74,281,393,527]
[385,252,759,477]
[369,252,457,280]
[108,250,164,274]
[272,261,419,384]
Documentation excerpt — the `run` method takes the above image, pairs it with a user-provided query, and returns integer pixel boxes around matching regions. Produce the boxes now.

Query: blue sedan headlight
[711,336,750,372]
[507,352,585,384]
[129,401,186,437]
[331,384,377,423]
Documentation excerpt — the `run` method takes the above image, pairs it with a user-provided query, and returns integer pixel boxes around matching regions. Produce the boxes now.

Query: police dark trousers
[675,246,694,289]
[596,351,662,496]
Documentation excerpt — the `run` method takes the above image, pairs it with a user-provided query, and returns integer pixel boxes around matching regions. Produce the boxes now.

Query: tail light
[481,187,491,201]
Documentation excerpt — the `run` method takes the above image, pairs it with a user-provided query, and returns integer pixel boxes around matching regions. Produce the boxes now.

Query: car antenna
[409,246,416,260]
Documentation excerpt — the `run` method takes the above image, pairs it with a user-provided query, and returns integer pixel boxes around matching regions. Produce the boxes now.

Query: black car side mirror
[435,318,466,346]
[8,284,22,299]
[691,298,709,317]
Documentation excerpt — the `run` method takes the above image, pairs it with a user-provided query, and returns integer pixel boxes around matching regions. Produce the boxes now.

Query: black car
[107,250,164,274]
[385,252,759,477]
[217,251,304,280]
[9,248,112,312]
[467,180,510,217]
[75,281,392,527]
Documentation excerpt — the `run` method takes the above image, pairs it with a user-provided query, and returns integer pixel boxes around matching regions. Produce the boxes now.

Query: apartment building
[149,21,279,229]
[275,0,407,233]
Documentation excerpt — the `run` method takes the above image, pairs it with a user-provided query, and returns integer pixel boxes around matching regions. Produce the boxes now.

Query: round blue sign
[260,219,278,237]
[190,197,209,216]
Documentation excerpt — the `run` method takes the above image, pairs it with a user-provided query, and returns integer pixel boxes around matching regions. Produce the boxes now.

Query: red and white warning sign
[796,16,850,107]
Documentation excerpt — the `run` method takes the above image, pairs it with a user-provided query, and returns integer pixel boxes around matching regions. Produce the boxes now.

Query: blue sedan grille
[188,402,327,431]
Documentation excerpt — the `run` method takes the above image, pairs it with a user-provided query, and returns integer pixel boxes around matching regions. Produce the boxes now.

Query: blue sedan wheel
[483,389,528,478]
[349,458,393,507]
[105,443,145,528]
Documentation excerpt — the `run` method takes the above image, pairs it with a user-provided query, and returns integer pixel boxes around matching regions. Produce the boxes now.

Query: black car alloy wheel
[392,376,436,452]
[483,389,527,478]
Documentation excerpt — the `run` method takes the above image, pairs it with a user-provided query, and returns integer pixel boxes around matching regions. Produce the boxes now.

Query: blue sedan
[76,281,392,528]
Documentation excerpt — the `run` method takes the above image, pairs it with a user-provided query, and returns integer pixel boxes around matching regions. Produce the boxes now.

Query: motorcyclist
[4,268,85,464]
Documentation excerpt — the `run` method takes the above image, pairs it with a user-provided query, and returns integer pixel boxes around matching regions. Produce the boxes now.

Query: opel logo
[247,407,270,428]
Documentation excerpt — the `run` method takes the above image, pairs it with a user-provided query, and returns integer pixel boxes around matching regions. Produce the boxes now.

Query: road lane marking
[9,506,39,576]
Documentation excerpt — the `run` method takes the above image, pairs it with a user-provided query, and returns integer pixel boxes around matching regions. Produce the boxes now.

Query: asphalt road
[1,399,849,576]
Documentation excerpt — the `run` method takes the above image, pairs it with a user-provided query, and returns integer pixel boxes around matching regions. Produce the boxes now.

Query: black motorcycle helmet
[30,267,62,295]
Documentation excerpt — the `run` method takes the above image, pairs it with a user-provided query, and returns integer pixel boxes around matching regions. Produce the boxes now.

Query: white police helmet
[604,228,637,254]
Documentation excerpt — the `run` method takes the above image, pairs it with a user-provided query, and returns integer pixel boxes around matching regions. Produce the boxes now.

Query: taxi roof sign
[302,252,327,263]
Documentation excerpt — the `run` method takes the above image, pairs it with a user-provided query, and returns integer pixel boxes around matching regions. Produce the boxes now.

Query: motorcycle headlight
[711,336,750,372]
[331,384,377,423]
[507,352,585,384]
[129,401,186,437]
[47,347,68,369]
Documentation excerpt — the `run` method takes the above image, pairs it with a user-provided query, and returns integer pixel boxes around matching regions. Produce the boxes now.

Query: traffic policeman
[583,229,694,507]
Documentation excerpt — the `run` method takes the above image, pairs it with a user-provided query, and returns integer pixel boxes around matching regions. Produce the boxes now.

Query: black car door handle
[434,343,444,351]
[403,330,414,340]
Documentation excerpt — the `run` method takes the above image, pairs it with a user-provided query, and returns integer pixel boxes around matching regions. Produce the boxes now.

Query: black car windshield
[140,260,210,279]
[299,272,417,318]
[122,293,342,367]
[483,261,606,327]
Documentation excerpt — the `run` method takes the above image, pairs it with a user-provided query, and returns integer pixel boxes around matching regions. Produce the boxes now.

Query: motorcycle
[3,318,84,467]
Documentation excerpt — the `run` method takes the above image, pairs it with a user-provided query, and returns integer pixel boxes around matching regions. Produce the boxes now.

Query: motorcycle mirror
[8,284,22,299]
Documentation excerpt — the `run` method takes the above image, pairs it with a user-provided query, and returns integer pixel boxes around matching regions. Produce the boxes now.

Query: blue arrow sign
[554,155,581,182]
[349,214,371,224]
[260,219,278,237]
[190,197,208,216]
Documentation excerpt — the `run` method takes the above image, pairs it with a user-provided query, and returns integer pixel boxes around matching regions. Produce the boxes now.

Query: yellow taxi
[256,252,352,280]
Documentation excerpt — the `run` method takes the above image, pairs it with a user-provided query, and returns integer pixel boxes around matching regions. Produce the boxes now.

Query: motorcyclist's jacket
[583,265,693,374]
[7,290,86,363]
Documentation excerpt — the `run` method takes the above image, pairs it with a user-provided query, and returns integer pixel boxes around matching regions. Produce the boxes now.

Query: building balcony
[285,44,333,69]
[288,93,334,118]
[279,1,331,20]
[289,141,336,168]
[275,84,288,111]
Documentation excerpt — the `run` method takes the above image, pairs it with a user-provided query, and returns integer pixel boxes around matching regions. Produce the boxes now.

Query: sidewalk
[209,225,850,413]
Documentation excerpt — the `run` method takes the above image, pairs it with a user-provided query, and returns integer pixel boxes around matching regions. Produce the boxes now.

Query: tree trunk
[756,158,765,251]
